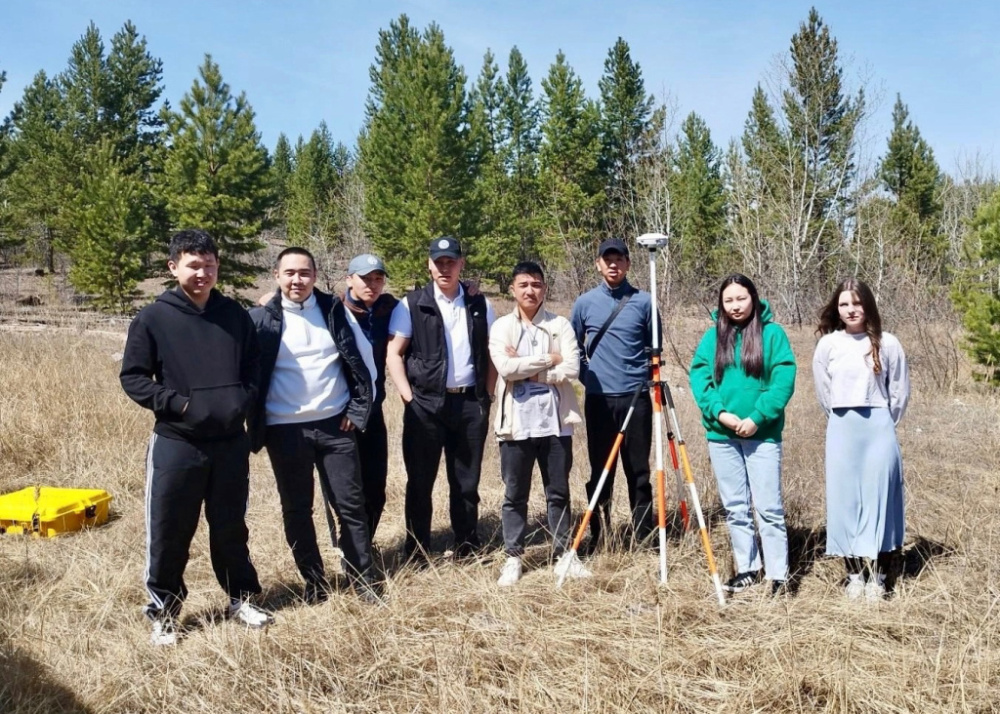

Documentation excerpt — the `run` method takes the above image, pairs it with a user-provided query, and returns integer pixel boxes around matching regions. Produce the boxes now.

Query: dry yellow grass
[1,314,998,713]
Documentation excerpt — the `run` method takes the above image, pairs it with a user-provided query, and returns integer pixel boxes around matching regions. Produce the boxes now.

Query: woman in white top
[813,278,910,601]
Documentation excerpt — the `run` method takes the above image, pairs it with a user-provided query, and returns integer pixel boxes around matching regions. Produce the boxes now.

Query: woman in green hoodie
[689,274,797,596]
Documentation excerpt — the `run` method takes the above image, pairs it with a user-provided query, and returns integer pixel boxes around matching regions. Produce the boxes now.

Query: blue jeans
[707,439,788,581]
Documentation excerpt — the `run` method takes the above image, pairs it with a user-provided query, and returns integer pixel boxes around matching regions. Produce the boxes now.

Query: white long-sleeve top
[266,294,377,425]
[812,329,910,425]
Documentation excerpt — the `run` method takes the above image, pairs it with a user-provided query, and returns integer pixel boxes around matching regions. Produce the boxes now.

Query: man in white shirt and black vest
[386,237,497,563]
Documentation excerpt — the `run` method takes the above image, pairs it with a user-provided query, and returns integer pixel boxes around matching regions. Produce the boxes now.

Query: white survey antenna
[636,232,669,248]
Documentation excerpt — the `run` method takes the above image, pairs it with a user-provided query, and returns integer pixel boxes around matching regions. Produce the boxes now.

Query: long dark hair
[817,278,884,374]
[714,274,764,383]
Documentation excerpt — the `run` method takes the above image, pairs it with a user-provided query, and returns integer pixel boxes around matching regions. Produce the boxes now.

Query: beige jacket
[489,305,582,440]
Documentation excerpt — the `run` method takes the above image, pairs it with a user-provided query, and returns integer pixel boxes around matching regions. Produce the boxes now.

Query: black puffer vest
[405,283,489,414]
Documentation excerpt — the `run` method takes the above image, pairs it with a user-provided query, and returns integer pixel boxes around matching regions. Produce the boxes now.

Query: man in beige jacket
[489,261,592,586]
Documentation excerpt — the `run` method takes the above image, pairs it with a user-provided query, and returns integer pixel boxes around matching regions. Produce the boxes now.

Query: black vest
[405,283,489,413]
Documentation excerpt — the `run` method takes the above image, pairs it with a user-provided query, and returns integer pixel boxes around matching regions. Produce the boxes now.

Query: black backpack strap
[586,292,633,359]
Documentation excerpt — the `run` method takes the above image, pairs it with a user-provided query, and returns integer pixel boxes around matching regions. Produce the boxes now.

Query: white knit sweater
[812,329,910,425]
[265,294,349,425]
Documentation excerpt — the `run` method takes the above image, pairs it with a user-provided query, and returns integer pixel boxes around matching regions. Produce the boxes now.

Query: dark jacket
[342,290,398,410]
[248,288,373,453]
[404,283,490,414]
[120,288,260,442]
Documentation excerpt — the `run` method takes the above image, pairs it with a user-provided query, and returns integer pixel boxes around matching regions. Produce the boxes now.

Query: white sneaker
[845,574,865,600]
[561,555,594,580]
[865,577,886,601]
[228,599,274,629]
[497,557,522,587]
[150,618,177,646]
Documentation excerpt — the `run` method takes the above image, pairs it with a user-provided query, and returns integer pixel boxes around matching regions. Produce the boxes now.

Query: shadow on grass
[0,643,92,714]
[787,525,827,595]
[376,512,503,568]
[781,529,952,594]
[885,535,954,592]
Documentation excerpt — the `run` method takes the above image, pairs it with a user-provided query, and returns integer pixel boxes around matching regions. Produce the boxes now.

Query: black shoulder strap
[586,292,633,359]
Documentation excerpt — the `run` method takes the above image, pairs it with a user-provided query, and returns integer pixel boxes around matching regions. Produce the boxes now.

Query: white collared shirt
[389,284,496,388]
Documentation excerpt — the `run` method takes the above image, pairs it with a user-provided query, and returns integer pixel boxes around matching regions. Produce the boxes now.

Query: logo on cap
[368,256,378,265]
[438,239,450,249]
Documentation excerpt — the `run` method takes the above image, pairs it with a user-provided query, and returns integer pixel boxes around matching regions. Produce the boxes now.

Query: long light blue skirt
[825,407,904,559]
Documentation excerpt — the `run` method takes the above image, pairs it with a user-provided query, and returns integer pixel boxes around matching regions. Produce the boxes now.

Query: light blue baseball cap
[348,253,388,277]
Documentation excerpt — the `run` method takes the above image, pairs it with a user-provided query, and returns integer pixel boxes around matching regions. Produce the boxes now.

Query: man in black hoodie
[120,230,272,646]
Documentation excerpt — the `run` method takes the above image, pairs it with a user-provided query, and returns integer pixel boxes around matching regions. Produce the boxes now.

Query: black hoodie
[120,288,260,442]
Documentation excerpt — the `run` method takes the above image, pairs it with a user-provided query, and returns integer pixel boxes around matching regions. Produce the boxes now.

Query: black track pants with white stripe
[143,431,262,620]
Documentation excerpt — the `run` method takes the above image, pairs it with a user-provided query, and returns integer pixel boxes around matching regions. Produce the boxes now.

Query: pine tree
[358,15,475,285]
[730,8,865,322]
[0,69,19,252]
[951,186,1000,381]
[6,22,165,276]
[104,22,165,161]
[879,94,946,278]
[598,38,659,235]
[500,46,541,261]
[537,50,604,289]
[270,133,293,223]
[160,54,274,291]
[5,71,73,271]
[671,112,729,282]
[53,23,166,258]
[287,122,339,246]
[65,140,151,311]
[469,48,519,286]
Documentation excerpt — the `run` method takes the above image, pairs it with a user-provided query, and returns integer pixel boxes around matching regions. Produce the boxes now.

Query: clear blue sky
[2,0,997,173]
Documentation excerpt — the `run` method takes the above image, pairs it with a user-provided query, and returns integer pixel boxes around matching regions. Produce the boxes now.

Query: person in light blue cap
[342,253,397,540]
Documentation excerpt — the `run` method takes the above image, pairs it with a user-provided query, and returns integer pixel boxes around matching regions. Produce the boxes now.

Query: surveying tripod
[556,233,726,606]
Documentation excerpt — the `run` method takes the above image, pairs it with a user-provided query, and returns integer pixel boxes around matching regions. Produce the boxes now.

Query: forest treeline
[0,9,999,378]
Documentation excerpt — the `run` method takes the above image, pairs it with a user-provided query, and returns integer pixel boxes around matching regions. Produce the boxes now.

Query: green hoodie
[688,299,797,442]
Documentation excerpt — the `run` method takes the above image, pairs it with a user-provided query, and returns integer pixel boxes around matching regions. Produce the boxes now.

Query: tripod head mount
[636,232,668,250]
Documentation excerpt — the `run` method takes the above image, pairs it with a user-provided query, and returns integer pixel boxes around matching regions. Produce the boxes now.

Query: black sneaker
[770,580,788,597]
[723,571,761,593]
[454,540,483,561]
[304,579,330,605]
[355,581,387,607]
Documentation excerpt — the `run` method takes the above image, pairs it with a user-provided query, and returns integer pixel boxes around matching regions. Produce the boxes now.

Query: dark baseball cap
[429,236,462,260]
[598,238,629,258]
[347,253,388,277]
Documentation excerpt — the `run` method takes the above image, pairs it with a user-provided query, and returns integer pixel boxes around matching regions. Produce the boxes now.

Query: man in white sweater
[489,261,592,586]
[249,248,379,604]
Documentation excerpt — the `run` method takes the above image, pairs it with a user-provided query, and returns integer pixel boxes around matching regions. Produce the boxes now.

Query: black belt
[445,386,474,394]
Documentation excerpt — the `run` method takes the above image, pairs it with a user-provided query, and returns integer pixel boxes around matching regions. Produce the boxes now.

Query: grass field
[1,310,998,713]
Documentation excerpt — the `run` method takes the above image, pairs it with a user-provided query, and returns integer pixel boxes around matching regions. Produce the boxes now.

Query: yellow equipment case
[0,487,112,537]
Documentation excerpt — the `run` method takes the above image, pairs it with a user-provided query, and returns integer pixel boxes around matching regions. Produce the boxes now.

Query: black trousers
[402,392,488,556]
[265,414,374,586]
[144,431,262,620]
[584,392,654,542]
[356,407,388,540]
[499,436,573,557]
